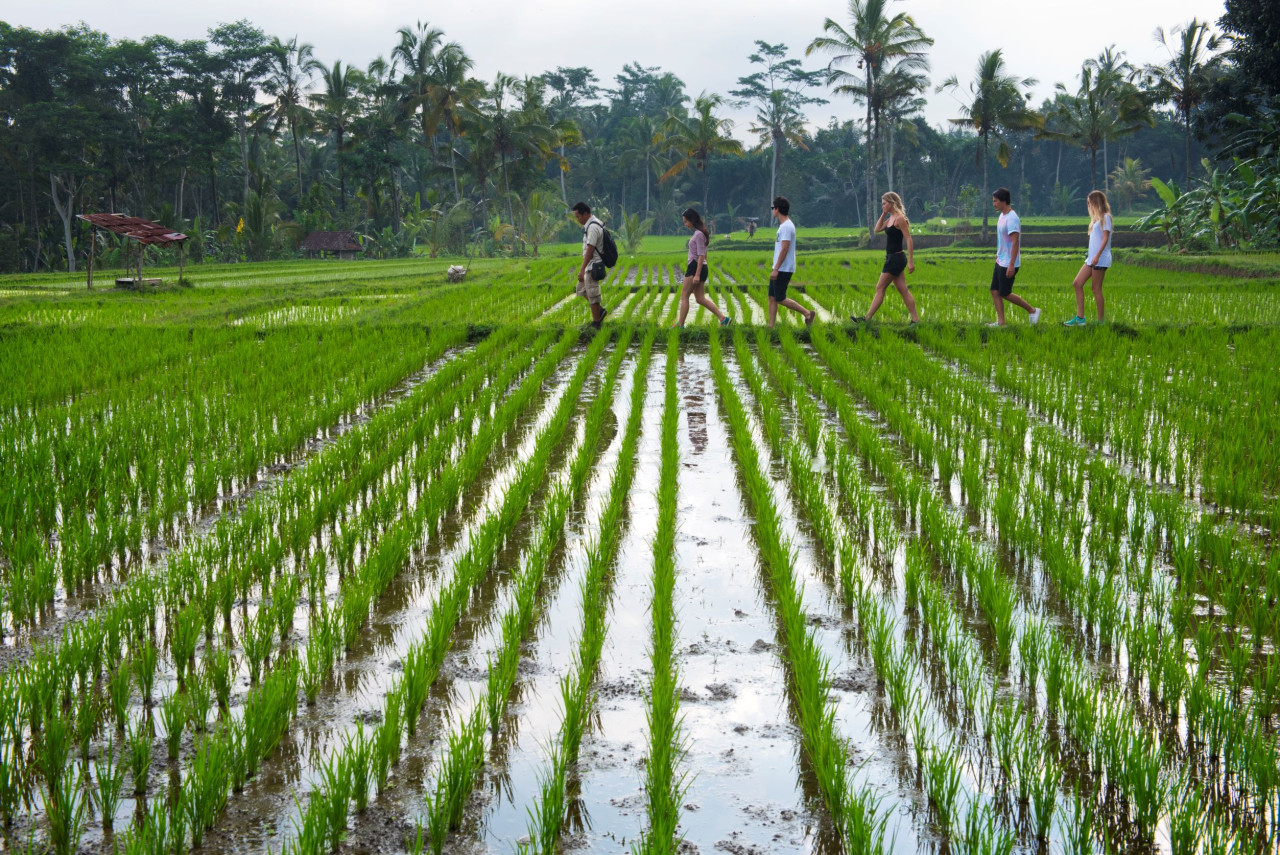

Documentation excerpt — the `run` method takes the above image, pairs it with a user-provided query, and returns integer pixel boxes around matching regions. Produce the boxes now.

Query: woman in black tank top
[854,191,921,324]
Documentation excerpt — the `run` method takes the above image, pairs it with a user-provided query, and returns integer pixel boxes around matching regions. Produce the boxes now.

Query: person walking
[854,191,921,323]
[768,196,816,328]
[1064,190,1112,326]
[572,201,607,329]
[989,187,1041,327]
[674,208,731,328]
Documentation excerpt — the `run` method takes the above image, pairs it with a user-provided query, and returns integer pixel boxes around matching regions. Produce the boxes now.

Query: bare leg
[893,274,920,322]
[1071,264,1091,317]
[1090,268,1106,321]
[991,291,1007,325]
[1004,293,1036,314]
[591,301,604,322]
[693,282,725,322]
[675,278,695,326]
[768,296,779,328]
[865,272,893,319]
[778,297,808,317]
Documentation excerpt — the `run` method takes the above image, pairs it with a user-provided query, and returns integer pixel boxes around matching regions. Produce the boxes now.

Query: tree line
[1,0,1275,273]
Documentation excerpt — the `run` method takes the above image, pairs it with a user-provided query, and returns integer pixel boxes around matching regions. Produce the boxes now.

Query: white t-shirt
[1087,214,1113,267]
[773,219,796,272]
[996,210,1021,268]
[582,216,604,256]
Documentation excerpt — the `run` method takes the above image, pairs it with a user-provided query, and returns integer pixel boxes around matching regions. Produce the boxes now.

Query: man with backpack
[572,202,611,329]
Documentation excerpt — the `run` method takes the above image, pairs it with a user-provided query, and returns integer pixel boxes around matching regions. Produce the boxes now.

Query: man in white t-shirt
[767,196,816,329]
[988,187,1040,326]
[572,201,607,329]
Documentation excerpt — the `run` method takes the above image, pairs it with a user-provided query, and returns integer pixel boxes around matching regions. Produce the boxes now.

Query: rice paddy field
[0,246,1277,855]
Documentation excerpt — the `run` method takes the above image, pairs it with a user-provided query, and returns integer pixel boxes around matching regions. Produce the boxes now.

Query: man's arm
[1007,231,1020,276]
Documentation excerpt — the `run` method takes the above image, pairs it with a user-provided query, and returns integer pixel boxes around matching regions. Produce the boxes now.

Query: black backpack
[589,219,619,268]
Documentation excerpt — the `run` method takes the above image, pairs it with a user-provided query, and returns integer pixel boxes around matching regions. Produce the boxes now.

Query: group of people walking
[571,187,1113,329]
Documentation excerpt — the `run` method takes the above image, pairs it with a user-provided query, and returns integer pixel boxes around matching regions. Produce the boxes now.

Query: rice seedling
[205,647,235,713]
[132,639,158,707]
[186,670,213,733]
[923,741,963,838]
[159,691,186,762]
[1029,752,1060,841]
[168,603,200,686]
[127,717,153,796]
[43,760,88,855]
[345,722,373,814]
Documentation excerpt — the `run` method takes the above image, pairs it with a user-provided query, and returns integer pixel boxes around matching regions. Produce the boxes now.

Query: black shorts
[1088,265,1109,271]
[883,252,907,276]
[685,260,709,283]
[768,271,793,301]
[990,263,1018,297]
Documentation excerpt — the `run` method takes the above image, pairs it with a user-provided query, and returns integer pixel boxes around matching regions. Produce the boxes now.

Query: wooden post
[178,242,185,285]
[86,225,94,291]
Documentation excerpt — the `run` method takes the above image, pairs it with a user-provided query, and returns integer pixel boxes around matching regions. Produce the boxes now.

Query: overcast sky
[10,0,1228,138]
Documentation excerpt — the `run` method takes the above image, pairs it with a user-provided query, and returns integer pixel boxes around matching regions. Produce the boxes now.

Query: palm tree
[660,93,744,214]
[747,90,810,219]
[263,36,321,203]
[426,43,478,202]
[1087,46,1150,192]
[391,21,444,151]
[311,61,365,212]
[807,0,933,235]
[1144,19,1221,185]
[618,116,667,215]
[939,50,1040,240]
[1109,157,1151,211]
[1041,65,1149,192]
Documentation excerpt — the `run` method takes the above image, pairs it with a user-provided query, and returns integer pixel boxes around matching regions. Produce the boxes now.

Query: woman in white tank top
[1064,190,1112,326]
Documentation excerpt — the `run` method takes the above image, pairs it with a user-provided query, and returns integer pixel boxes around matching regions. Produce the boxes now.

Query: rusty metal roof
[77,214,188,247]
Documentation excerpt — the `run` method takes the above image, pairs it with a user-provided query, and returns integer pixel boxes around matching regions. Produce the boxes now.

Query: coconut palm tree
[939,50,1040,240]
[1109,157,1151,211]
[311,60,365,212]
[391,21,444,150]
[660,93,744,214]
[747,90,811,220]
[1087,46,1150,192]
[263,36,321,203]
[1144,19,1221,185]
[806,0,933,235]
[1041,65,1149,192]
[426,42,479,202]
[618,115,667,216]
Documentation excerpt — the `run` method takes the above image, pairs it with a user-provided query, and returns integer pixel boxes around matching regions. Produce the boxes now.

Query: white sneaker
[987,321,1004,327]
[1029,307,1042,325]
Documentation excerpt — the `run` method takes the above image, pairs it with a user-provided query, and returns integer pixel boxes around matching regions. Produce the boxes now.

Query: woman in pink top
[674,208,731,328]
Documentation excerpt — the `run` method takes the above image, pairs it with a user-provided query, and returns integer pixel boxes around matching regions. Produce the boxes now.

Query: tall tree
[1041,64,1149,192]
[425,42,478,202]
[542,66,598,204]
[807,0,933,234]
[262,36,320,204]
[939,50,1040,240]
[618,115,666,215]
[731,41,826,219]
[660,92,744,215]
[1144,19,1222,184]
[209,20,271,205]
[310,60,365,212]
[391,21,444,156]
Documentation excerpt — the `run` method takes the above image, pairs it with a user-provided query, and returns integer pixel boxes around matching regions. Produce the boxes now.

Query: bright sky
[11,0,1228,138]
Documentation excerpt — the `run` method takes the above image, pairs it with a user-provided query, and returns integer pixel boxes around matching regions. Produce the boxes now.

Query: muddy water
[195,350,592,854]
[0,342,477,673]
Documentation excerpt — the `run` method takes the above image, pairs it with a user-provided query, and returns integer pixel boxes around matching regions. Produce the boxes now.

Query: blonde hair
[882,191,908,223]
[1086,190,1111,233]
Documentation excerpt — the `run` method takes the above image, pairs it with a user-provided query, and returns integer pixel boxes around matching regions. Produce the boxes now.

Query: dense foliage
[0,6,1270,273]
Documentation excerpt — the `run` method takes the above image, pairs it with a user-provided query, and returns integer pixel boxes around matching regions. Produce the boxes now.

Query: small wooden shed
[77,214,189,290]
[300,230,362,260]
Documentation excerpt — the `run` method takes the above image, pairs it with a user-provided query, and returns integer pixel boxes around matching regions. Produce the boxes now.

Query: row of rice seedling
[730,328,1036,849]
[917,324,1280,529]
[0,322,474,630]
[706,331,890,851]
[795,329,1278,847]
[632,334,687,855]
[518,331,655,853]
[279,328,623,855]
[0,325,563,848]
